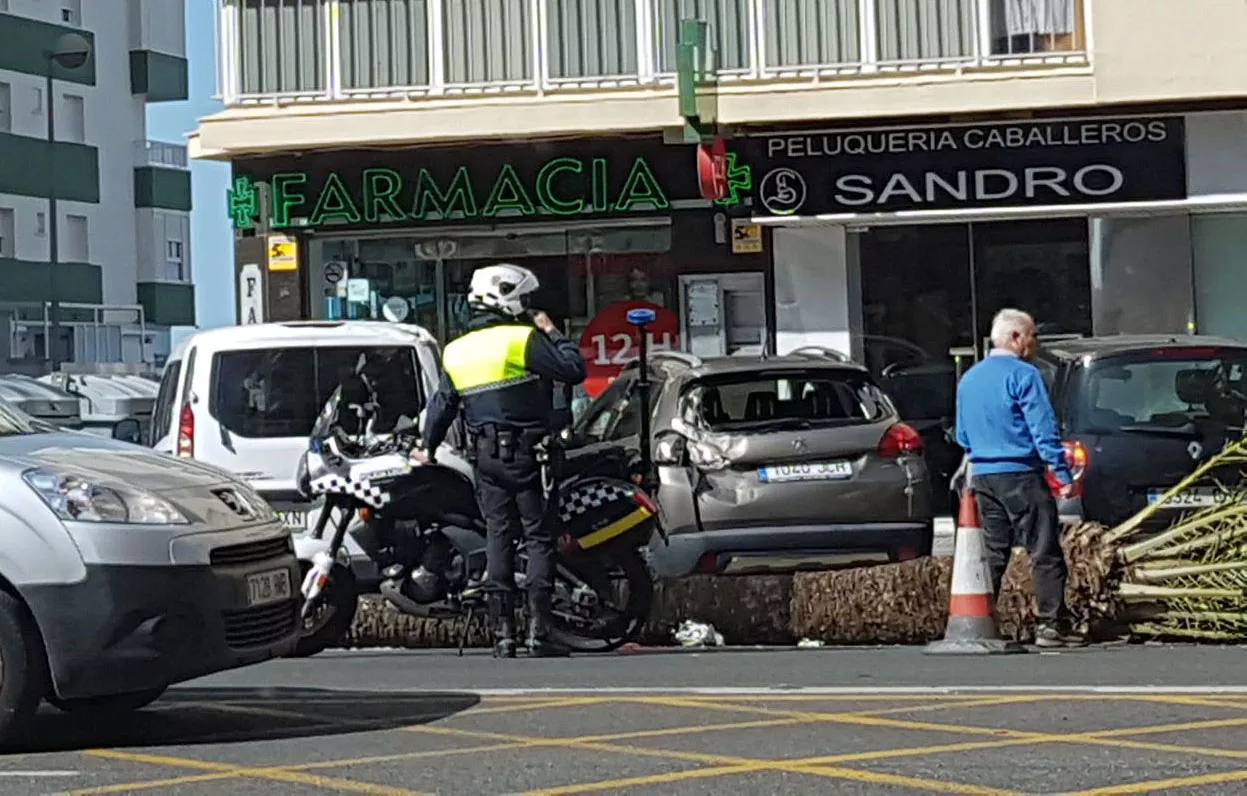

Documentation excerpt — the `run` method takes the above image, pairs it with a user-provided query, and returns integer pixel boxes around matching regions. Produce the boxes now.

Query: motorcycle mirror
[624,306,656,486]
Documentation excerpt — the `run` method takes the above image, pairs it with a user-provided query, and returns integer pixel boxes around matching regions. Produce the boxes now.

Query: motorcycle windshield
[309,386,344,448]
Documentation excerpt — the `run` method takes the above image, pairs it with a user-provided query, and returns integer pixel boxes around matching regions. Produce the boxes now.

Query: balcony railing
[138,140,189,168]
[218,0,1086,104]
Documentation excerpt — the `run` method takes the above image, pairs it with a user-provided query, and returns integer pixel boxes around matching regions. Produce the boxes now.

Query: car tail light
[695,552,720,574]
[176,403,194,458]
[878,422,923,457]
[632,488,658,515]
[1045,440,1089,497]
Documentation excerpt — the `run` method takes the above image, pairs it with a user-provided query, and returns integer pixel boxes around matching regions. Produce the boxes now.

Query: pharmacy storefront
[231,136,769,397]
[744,110,1247,386]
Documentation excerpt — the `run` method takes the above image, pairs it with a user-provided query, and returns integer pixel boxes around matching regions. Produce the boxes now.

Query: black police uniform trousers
[469,427,554,609]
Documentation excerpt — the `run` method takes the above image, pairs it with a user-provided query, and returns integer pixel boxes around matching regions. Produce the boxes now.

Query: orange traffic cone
[925,489,1026,655]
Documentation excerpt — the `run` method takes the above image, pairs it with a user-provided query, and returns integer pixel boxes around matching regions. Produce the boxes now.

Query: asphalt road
[5,645,1247,795]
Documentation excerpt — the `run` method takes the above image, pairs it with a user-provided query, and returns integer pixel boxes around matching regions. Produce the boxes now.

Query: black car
[1031,335,1247,528]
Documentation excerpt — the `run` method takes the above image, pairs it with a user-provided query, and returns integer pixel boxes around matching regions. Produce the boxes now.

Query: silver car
[0,401,299,742]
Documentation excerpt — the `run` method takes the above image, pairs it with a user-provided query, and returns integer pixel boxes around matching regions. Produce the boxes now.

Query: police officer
[413,263,586,658]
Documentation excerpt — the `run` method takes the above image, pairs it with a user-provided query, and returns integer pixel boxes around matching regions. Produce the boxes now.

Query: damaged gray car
[565,349,934,578]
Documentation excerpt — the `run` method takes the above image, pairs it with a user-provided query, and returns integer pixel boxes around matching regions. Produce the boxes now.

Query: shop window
[1089,215,1193,336]
[972,218,1091,345]
[1193,213,1247,340]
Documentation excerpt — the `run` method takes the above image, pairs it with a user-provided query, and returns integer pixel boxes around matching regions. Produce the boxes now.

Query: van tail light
[878,422,923,457]
[176,402,194,458]
[1045,440,1089,498]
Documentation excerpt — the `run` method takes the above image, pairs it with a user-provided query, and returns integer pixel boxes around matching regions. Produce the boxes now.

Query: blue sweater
[955,351,1072,484]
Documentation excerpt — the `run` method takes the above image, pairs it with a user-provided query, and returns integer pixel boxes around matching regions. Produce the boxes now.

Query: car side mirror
[653,429,687,466]
[112,418,142,444]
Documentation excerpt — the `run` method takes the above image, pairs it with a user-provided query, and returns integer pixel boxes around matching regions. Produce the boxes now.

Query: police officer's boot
[525,591,570,658]
[488,592,517,659]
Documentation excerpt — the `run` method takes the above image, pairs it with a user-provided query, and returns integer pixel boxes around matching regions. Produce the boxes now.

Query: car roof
[1040,334,1247,361]
[168,321,440,361]
[649,349,870,381]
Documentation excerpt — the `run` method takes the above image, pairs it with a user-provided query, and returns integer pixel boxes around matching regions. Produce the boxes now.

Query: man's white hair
[990,308,1036,348]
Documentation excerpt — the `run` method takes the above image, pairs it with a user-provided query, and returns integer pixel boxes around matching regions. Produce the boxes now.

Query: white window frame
[61,0,82,26]
[0,208,14,258]
[0,82,11,134]
[61,93,86,143]
[64,214,89,262]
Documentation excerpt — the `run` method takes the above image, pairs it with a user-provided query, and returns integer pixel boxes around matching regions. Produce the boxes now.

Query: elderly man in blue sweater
[955,308,1085,648]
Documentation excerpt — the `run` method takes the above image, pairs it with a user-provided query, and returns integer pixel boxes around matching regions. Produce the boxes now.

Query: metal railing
[218,0,1086,105]
[137,140,189,169]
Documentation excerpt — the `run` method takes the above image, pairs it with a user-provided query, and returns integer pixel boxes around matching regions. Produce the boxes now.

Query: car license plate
[1146,487,1233,508]
[246,568,292,608]
[758,461,853,483]
[277,510,308,529]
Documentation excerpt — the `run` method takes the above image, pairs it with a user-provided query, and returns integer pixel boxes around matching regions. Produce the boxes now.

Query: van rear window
[1073,349,1247,433]
[210,346,423,439]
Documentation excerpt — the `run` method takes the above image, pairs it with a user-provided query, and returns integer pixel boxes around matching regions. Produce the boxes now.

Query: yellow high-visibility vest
[442,324,537,395]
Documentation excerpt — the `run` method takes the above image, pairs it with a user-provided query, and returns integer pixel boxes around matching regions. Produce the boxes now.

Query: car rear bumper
[23,557,301,701]
[648,522,934,578]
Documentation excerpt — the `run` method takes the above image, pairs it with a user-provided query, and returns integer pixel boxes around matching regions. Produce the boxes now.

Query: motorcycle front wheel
[548,548,654,653]
[290,560,360,658]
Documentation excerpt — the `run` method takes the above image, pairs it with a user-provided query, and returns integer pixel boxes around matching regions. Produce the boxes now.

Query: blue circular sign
[626,308,657,326]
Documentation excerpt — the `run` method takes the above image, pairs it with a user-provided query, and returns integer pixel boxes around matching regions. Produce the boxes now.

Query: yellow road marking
[1067,768,1247,795]
[464,697,610,715]
[65,772,238,795]
[68,692,1247,796]
[409,723,1010,794]
[77,749,424,796]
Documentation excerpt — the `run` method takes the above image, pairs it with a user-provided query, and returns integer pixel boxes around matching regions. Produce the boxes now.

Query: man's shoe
[525,594,571,658]
[1035,621,1088,648]
[488,593,518,659]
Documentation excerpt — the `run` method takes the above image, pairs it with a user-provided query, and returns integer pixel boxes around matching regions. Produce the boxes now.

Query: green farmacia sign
[229,155,688,231]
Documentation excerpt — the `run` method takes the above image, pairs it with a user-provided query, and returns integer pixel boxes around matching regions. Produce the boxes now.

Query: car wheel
[47,686,166,716]
[0,590,49,745]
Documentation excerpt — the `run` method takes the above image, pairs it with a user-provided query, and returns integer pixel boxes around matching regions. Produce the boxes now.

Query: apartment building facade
[196,0,1247,402]
[0,0,192,372]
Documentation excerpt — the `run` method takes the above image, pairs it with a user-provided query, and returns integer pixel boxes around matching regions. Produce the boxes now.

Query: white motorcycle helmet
[467,263,540,317]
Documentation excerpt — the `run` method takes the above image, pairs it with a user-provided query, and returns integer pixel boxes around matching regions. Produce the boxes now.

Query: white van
[150,321,443,576]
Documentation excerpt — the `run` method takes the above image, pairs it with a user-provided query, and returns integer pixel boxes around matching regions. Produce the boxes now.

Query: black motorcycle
[293,309,666,656]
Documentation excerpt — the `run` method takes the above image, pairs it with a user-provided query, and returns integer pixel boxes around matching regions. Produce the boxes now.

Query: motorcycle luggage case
[555,476,655,552]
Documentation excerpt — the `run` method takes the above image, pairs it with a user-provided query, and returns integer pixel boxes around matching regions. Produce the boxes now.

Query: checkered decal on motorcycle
[309,474,392,509]
[558,482,631,523]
